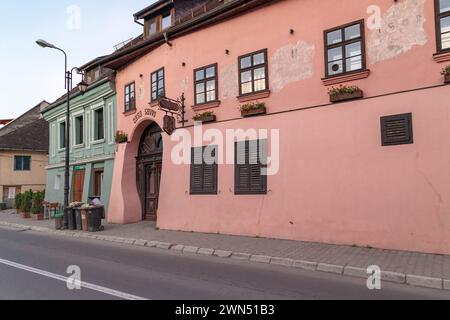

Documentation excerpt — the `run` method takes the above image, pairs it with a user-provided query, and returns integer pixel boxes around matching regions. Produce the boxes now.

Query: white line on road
[0,258,148,300]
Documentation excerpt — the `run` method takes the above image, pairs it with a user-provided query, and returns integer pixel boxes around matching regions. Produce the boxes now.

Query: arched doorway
[136,123,163,221]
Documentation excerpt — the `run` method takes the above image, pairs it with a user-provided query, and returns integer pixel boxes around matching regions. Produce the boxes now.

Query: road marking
[0,258,148,300]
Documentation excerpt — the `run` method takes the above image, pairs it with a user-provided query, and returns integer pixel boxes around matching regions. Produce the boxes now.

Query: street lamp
[37,39,87,229]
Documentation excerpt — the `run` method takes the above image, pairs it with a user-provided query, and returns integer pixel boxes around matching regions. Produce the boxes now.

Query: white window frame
[57,117,67,152]
[91,102,106,145]
[72,110,85,148]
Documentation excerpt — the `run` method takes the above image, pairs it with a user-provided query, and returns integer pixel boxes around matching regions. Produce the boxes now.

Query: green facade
[42,79,116,216]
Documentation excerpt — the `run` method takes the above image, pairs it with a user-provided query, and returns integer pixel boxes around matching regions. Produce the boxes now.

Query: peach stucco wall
[109,0,450,254]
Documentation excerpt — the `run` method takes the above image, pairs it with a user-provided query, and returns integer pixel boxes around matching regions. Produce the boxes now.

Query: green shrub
[15,193,23,210]
[441,65,450,76]
[22,190,33,213]
[31,191,44,215]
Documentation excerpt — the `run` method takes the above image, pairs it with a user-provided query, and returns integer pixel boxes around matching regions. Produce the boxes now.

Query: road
[0,226,448,300]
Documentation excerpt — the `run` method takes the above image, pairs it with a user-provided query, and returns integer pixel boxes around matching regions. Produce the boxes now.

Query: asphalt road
[0,226,448,300]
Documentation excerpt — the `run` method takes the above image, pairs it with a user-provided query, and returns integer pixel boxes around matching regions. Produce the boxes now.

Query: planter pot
[241,107,266,118]
[32,213,44,221]
[193,114,216,123]
[15,209,21,214]
[445,74,450,83]
[330,90,363,103]
[21,212,31,219]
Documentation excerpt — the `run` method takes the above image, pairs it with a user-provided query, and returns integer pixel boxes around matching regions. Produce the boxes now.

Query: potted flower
[193,111,216,123]
[115,130,128,144]
[441,65,450,83]
[15,193,23,214]
[31,191,45,221]
[240,101,267,117]
[328,85,363,103]
[21,190,33,219]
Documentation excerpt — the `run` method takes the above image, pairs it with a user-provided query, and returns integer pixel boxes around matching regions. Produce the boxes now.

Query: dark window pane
[327,29,342,45]
[240,56,252,69]
[345,24,361,40]
[440,0,450,13]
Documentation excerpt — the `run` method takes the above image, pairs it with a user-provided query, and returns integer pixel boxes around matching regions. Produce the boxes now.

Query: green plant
[328,85,361,97]
[441,65,450,76]
[15,193,23,211]
[193,111,215,121]
[239,101,266,113]
[31,191,44,215]
[21,190,33,213]
[115,130,128,143]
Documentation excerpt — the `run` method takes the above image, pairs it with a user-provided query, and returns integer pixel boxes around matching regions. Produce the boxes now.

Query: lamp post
[36,39,88,229]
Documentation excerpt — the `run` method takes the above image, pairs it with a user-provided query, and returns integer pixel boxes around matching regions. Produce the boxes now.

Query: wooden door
[72,170,85,202]
[144,162,162,221]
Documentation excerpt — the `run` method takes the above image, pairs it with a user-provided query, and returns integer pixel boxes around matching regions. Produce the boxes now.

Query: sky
[0,0,155,119]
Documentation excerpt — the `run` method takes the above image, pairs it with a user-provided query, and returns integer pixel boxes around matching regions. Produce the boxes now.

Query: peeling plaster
[180,77,189,94]
[367,0,427,65]
[219,63,239,100]
[270,40,315,93]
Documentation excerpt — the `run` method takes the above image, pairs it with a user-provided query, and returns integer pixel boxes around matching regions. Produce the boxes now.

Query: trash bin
[87,206,104,232]
[74,209,82,231]
[67,208,77,230]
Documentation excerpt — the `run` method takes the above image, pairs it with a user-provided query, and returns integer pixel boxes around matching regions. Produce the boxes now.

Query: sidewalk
[1,210,449,291]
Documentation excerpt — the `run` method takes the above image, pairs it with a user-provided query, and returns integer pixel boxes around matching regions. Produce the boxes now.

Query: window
[325,20,366,77]
[151,68,165,101]
[94,108,104,141]
[235,140,267,195]
[125,82,136,112]
[239,49,268,95]
[93,169,104,196]
[436,0,450,52]
[190,146,218,195]
[381,113,414,146]
[194,64,218,105]
[59,121,66,149]
[14,156,31,171]
[162,11,172,30]
[148,18,157,36]
[75,115,84,145]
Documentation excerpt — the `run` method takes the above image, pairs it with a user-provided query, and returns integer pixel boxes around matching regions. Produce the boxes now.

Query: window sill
[191,100,221,111]
[123,109,137,116]
[73,144,84,149]
[237,90,271,103]
[322,69,370,86]
[91,139,105,145]
[149,100,160,108]
[433,51,450,63]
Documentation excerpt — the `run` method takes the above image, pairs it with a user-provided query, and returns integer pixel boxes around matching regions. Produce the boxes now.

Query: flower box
[330,89,363,103]
[115,131,128,144]
[193,114,217,124]
[240,102,267,118]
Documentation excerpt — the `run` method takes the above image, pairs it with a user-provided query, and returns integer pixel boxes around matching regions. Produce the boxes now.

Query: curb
[0,221,448,291]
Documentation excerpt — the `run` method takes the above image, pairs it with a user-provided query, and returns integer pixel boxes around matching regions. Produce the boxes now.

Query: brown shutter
[235,140,267,195]
[381,113,413,146]
[190,146,218,195]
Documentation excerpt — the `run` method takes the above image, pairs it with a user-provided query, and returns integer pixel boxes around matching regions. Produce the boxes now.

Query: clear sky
[0,0,155,119]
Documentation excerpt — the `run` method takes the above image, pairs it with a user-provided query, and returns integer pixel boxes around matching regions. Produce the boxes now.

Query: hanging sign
[163,115,176,136]
[159,98,180,112]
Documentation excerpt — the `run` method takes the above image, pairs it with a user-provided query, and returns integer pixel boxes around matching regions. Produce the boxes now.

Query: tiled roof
[0,101,49,152]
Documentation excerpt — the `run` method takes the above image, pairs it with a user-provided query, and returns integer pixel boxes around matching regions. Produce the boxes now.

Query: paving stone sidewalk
[1,210,450,291]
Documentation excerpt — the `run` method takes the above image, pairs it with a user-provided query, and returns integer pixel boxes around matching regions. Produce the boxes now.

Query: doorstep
[0,210,449,291]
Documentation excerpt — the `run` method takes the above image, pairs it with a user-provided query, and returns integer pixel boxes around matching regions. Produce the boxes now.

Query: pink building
[101,0,450,255]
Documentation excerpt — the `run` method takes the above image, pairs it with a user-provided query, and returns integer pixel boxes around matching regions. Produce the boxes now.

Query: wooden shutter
[190,146,218,195]
[235,140,267,195]
[381,113,413,146]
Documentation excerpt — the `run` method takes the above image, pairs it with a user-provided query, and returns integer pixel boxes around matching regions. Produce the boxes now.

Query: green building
[41,58,116,216]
